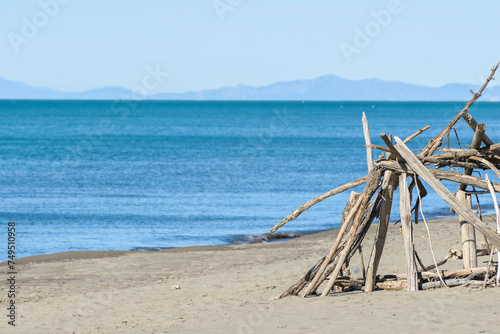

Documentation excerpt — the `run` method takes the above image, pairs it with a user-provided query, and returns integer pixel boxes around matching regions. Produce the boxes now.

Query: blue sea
[1,100,499,258]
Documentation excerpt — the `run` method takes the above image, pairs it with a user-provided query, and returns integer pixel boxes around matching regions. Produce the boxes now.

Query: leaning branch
[420,62,499,157]
[270,176,368,233]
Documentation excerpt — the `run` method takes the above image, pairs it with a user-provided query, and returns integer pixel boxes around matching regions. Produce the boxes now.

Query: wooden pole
[393,137,500,250]
[457,190,477,268]
[399,173,418,291]
[362,112,373,172]
[365,170,398,292]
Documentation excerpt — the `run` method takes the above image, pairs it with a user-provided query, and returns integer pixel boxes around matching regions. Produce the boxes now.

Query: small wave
[227,232,303,244]
[130,246,174,251]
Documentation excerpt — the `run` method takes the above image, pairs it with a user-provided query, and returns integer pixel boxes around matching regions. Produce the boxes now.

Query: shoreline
[7,216,463,267]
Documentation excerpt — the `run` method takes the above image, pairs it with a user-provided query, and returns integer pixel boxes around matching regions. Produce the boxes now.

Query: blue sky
[0,0,499,94]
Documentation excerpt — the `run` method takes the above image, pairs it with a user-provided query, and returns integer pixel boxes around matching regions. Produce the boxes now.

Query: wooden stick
[320,199,370,296]
[458,123,486,191]
[365,171,398,292]
[341,192,361,228]
[462,112,495,146]
[485,174,500,233]
[419,62,499,157]
[486,174,500,284]
[403,125,431,144]
[393,137,500,250]
[319,170,384,297]
[399,173,418,291]
[457,190,477,268]
[270,176,367,233]
[362,112,373,172]
[398,267,490,280]
[380,133,403,161]
[421,143,500,163]
[306,194,381,296]
[375,160,500,192]
[300,190,366,297]
[434,159,498,170]
[469,156,500,181]
[421,279,485,290]
[419,112,465,157]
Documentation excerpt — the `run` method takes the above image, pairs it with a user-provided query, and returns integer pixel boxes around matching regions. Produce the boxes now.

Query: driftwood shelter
[271,63,500,298]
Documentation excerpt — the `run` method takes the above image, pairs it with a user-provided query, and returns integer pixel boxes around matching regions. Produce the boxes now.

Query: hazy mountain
[0,75,498,101]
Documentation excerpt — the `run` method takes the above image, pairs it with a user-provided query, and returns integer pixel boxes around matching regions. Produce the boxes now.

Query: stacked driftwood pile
[271,63,500,298]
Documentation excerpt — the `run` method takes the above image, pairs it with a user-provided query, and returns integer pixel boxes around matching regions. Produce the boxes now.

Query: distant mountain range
[1,75,499,101]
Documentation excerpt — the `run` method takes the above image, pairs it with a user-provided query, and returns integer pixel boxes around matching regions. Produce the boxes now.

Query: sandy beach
[2,216,499,333]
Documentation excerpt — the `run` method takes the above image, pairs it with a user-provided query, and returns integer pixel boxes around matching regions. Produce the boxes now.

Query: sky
[0,0,499,94]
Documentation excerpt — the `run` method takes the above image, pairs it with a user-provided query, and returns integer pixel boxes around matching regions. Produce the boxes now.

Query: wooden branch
[396,267,489,280]
[300,178,369,297]
[421,279,485,290]
[319,169,384,297]
[366,144,391,154]
[375,160,500,192]
[341,191,361,228]
[462,113,495,146]
[399,173,418,291]
[421,143,500,163]
[270,176,367,233]
[420,62,499,157]
[419,112,465,157]
[434,159,498,170]
[362,112,373,172]
[393,137,500,250]
[365,171,398,292]
[380,133,403,161]
[403,125,431,144]
[485,174,500,233]
[458,123,485,190]
[469,156,500,181]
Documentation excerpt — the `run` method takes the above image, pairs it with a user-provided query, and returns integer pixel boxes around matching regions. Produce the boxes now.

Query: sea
[1,100,499,258]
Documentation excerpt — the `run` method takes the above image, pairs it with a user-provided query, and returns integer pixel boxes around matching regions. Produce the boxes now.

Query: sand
[2,216,500,333]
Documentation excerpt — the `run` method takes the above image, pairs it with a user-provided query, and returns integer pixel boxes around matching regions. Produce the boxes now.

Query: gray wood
[458,123,485,191]
[362,112,373,172]
[393,137,500,250]
[365,170,398,292]
[270,176,368,233]
[399,173,418,291]
[457,190,477,268]
[375,160,500,193]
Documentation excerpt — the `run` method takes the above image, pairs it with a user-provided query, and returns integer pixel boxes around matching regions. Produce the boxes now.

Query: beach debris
[172,285,181,290]
[271,62,500,298]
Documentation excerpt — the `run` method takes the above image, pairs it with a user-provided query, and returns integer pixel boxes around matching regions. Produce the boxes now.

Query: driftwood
[375,160,500,192]
[399,173,418,291]
[362,112,373,172]
[365,171,397,292]
[271,63,500,299]
[457,190,477,268]
[393,137,500,250]
[419,62,499,157]
[270,176,367,233]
